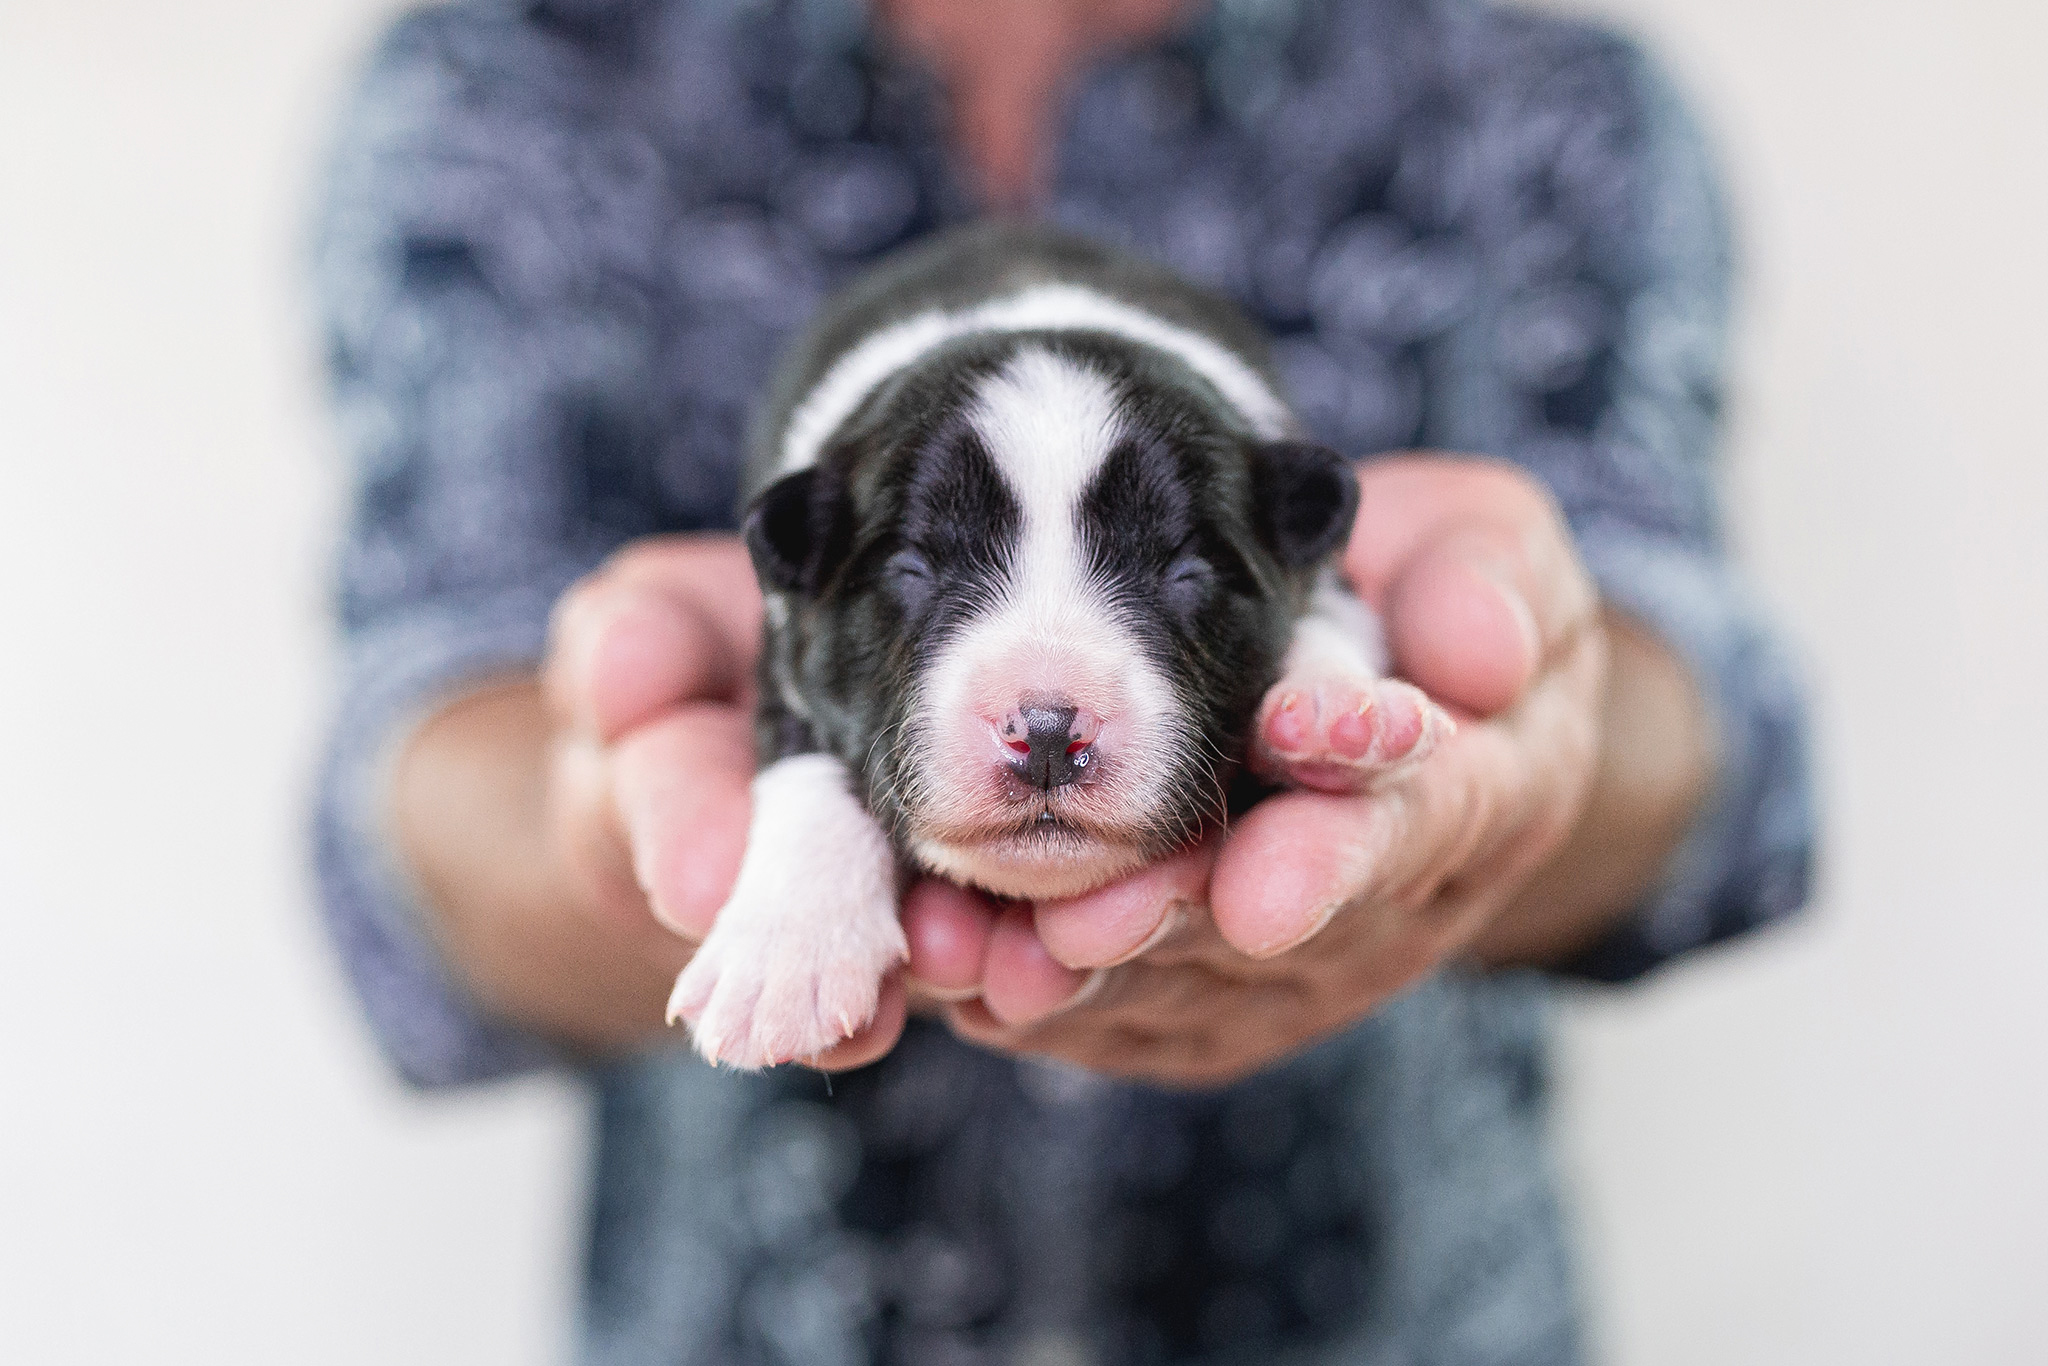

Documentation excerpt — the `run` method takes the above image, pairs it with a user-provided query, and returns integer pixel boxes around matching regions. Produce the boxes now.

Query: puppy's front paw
[1250,670,1455,793]
[663,753,905,1070]
[667,883,907,1070]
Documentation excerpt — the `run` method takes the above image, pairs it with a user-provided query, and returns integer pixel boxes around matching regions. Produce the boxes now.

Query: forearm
[1469,609,1715,968]
[390,679,688,1056]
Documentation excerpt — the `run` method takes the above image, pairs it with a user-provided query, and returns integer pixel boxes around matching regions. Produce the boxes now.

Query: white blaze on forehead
[905,347,1189,881]
[970,346,1124,580]
[777,282,1291,476]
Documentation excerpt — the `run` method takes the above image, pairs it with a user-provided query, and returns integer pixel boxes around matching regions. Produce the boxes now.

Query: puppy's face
[749,335,1356,899]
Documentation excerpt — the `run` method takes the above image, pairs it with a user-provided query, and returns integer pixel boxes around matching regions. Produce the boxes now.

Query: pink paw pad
[1253,674,1453,792]
[1325,697,1379,758]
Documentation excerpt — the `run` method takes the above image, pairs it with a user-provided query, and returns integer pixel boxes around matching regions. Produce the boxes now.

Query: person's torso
[375,2,1669,1358]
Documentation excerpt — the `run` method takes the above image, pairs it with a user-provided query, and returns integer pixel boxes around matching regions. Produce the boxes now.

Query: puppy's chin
[907,825,1159,901]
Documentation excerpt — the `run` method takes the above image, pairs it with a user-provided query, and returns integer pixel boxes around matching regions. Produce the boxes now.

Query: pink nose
[998,704,1102,791]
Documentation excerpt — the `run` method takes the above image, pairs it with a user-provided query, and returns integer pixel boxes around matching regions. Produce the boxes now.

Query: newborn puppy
[669,224,1452,1068]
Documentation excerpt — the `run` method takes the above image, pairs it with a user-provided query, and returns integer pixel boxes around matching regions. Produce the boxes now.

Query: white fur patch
[778,283,1292,476]
[971,347,1124,618]
[900,350,1189,897]
[667,754,905,1069]
[1287,571,1390,678]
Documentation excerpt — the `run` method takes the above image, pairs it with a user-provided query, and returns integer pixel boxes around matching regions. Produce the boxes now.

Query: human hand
[898,456,1612,1085]
[535,534,911,1069]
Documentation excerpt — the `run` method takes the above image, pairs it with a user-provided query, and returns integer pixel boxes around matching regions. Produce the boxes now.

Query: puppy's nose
[1000,704,1099,791]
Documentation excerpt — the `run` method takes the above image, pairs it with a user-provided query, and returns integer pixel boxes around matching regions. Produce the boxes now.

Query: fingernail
[1103,903,1187,966]
[635,835,698,938]
[631,838,658,899]
[1048,966,1110,1016]
[905,974,982,1003]
[1476,567,1541,675]
[1251,899,1342,959]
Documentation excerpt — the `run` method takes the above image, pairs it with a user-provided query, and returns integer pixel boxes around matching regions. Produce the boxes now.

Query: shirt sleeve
[1451,30,1817,980]
[307,6,718,1087]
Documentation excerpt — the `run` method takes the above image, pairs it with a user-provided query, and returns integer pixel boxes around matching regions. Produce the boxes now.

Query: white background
[1,1,2041,1361]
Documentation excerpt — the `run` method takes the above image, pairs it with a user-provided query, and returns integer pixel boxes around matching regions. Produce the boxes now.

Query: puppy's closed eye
[884,547,936,613]
[1162,549,1215,618]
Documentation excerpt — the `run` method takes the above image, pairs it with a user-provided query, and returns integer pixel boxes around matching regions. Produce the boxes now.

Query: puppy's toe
[754,954,889,1066]
[665,947,721,1026]
[670,941,768,1069]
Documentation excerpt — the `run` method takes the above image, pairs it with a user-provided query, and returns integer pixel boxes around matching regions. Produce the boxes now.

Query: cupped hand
[542,454,1612,1082]
[909,455,1610,1086]
[540,534,908,1070]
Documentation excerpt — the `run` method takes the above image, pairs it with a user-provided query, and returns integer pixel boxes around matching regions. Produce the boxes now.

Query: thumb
[1346,458,1594,717]
[545,536,762,741]
[1382,528,1541,716]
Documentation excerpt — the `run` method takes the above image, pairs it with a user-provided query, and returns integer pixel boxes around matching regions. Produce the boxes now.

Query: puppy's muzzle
[999,703,1101,791]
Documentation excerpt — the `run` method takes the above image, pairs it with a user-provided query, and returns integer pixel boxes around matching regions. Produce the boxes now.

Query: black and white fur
[669,225,1449,1068]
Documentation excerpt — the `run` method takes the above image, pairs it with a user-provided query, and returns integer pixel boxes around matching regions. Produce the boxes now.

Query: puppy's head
[749,333,1355,899]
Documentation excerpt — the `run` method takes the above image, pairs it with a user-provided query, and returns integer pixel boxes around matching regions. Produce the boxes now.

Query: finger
[903,880,997,1000]
[1383,531,1542,715]
[545,537,762,742]
[942,996,1013,1049]
[1208,786,1403,958]
[1209,725,1518,959]
[1211,651,1594,960]
[941,983,1105,1059]
[548,733,646,927]
[940,980,1112,1052]
[1031,840,1214,969]
[806,974,908,1072]
[607,536,764,656]
[979,903,1097,1027]
[610,703,756,940]
[1346,458,1595,716]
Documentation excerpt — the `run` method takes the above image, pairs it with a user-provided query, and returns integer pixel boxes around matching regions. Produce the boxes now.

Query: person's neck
[877,0,1193,212]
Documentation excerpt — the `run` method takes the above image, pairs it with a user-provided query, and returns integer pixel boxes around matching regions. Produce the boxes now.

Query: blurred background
[1,0,2041,1361]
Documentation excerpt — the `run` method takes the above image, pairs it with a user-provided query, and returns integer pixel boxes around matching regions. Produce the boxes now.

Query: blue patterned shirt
[311,2,1815,1361]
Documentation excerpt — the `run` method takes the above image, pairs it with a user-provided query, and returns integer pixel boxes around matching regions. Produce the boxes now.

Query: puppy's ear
[743,465,853,596]
[1247,440,1359,568]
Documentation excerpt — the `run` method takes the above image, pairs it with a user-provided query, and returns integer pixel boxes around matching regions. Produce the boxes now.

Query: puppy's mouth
[1026,808,1083,835]
[904,796,1182,900]
[911,788,1163,848]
